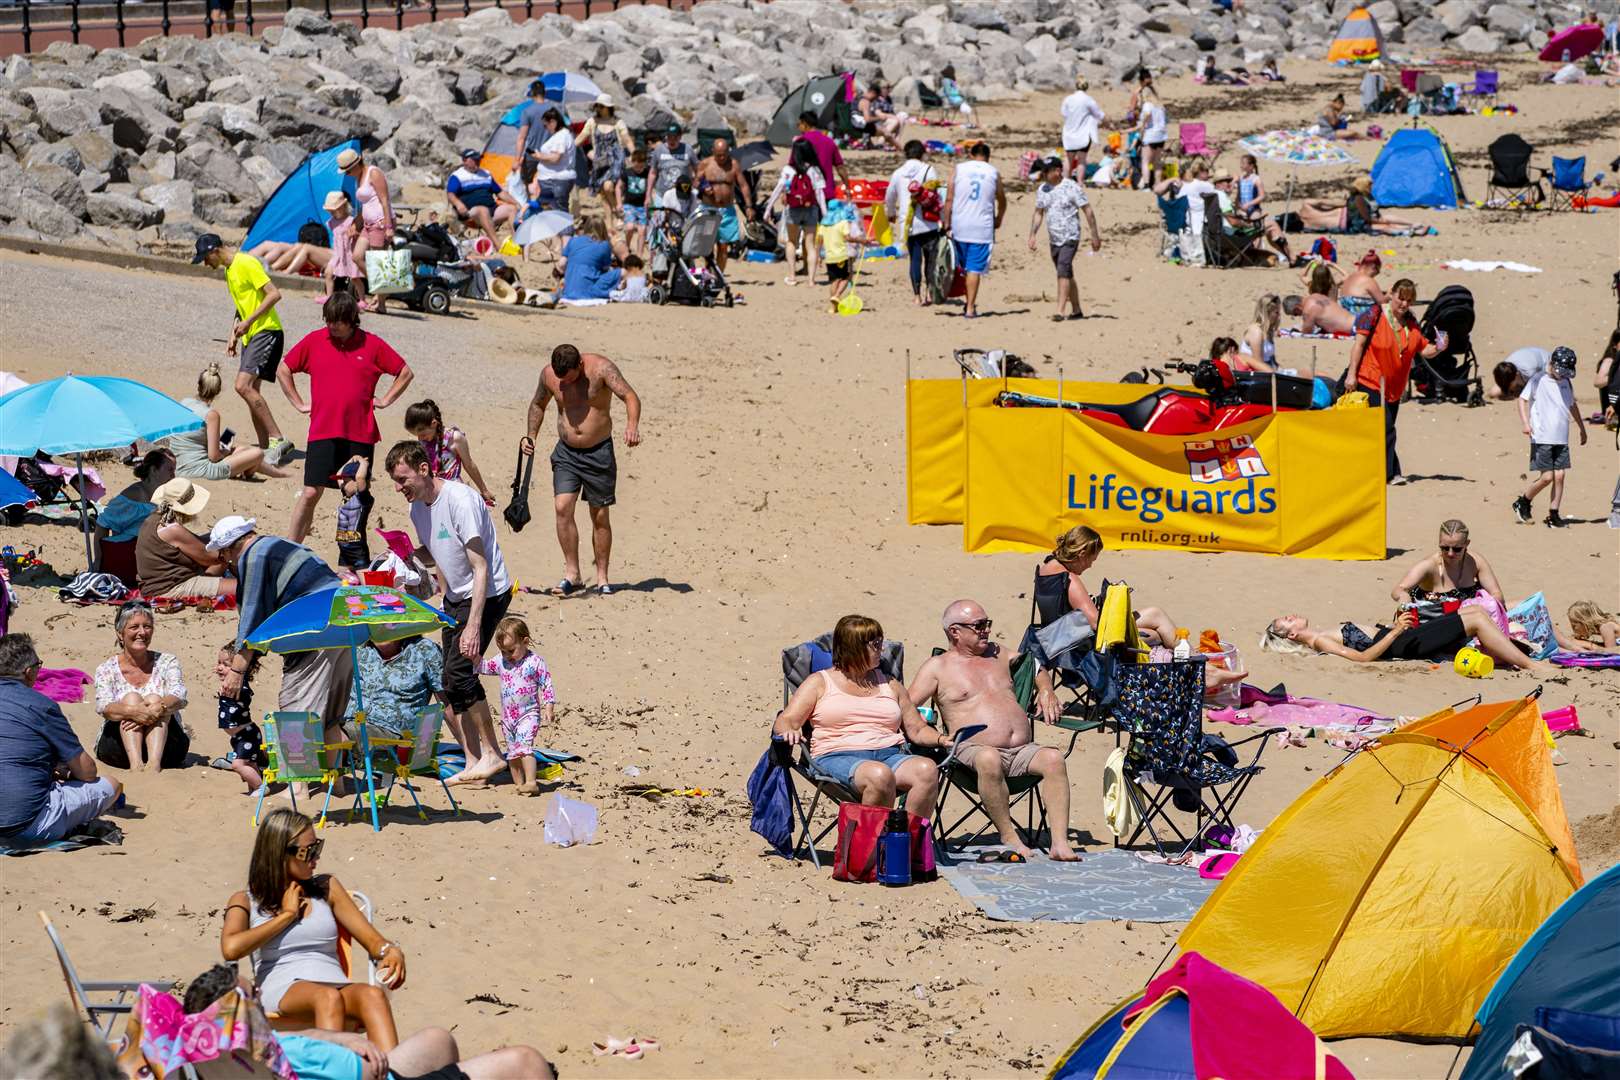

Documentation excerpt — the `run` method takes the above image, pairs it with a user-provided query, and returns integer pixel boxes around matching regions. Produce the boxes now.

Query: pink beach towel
[33,668,90,703]
[1208,685,1390,732]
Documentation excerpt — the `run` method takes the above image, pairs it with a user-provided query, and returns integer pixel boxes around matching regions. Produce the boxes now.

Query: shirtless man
[520,344,642,596]
[1284,292,1355,336]
[695,139,756,273]
[908,599,1080,862]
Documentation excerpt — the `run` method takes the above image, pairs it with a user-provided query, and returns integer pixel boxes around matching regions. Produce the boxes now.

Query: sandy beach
[1,55,1617,1080]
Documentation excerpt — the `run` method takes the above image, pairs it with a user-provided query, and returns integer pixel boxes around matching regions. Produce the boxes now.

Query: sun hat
[1212,170,1234,183]
[1369,59,1383,70]
[1352,176,1373,195]
[152,477,210,517]
[594,93,614,109]
[336,148,362,171]
[322,191,349,212]
[191,233,223,264]
[205,515,256,552]
[488,277,518,305]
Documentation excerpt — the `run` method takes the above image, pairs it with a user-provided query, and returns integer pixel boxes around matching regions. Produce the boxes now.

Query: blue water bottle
[877,809,912,887]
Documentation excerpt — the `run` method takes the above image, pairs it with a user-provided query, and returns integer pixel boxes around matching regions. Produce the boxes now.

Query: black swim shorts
[551,437,616,507]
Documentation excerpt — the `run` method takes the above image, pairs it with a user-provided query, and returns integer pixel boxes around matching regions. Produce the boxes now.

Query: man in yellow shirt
[193,233,293,466]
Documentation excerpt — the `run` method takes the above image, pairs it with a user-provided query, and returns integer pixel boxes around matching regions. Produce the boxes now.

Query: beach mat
[939,847,1217,923]
[0,819,123,857]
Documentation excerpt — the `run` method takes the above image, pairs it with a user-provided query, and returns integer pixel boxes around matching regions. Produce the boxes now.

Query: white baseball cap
[206,515,257,552]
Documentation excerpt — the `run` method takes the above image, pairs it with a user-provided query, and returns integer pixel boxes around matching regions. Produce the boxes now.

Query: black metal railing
[11,0,684,53]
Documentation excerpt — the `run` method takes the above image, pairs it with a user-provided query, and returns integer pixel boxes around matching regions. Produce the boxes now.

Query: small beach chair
[1113,657,1283,856]
[774,633,906,868]
[375,705,462,820]
[916,82,947,121]
[255,712,348,829]
[922,649,1050,853]
[1464,69,1499,102]
[1177,122,1217,159]
[262,890,379,1034]
[1485,134,1544,209]
[39,910,177,1039]
[1546,156,1594,211]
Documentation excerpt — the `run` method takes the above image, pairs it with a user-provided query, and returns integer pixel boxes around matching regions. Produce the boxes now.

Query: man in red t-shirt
[276,291,415,543]
[796,111,851,202]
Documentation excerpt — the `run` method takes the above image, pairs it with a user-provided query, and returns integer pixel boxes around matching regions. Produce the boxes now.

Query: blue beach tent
[1460,863,1620,1080]
[1370,125,1466,209]
[242,139,361,252]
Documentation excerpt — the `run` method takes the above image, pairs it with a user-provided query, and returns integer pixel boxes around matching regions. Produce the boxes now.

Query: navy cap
[192,232,223,264]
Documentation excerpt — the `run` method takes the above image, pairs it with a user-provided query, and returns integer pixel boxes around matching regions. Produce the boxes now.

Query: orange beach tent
[1177,696,1579,1040]
[1326,7,1385,63]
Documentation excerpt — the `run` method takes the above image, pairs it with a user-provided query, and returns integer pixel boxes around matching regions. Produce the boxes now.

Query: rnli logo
[1184,435,1268,484]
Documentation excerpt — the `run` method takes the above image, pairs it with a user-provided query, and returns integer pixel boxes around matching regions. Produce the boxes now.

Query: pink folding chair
[1178,122,1216,158]
[1399,68,1420,92]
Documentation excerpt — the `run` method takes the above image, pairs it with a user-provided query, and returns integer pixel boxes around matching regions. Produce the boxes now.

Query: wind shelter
[767,74,850,147]
[1460,863,1620,1080]
[1371,125,1467,208]
[480,101,528,186]
[1326,7,1385,63]
[1176,697,1580,1040]
[241,140,360,253]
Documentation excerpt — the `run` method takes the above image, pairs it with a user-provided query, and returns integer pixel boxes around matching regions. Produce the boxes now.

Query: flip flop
[549,578,580,597]
[632,1037,661,1052]
[595,583,613,596]
[977,850,1027,864]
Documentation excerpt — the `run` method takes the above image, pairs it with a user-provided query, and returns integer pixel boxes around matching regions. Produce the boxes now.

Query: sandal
[549,578,580,597]
[977,850,1027,864]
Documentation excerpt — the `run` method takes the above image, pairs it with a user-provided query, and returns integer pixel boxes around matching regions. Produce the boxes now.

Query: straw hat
[488,277,518,305]
[1352,176,1373,195]
[336,148,362,171]
[153,477,210,518]
[594,93,615,110]
[322,191,349,212]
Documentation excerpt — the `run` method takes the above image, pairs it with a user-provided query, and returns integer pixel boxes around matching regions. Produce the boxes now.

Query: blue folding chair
[1547,155,1595,211]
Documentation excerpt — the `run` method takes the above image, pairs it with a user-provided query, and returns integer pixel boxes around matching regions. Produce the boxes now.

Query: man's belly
[945,698,1032,748]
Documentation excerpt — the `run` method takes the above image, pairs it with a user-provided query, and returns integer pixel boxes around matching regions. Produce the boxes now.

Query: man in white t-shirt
[1059,76,1106,178]
[942,141,1005,319]
[885,140,944,304]
[386,440,513,785]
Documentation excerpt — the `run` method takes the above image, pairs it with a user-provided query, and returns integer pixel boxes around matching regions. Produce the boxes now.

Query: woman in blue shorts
[773,614,948,815]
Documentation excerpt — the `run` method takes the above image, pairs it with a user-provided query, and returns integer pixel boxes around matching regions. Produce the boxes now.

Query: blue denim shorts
[810,744,919,788]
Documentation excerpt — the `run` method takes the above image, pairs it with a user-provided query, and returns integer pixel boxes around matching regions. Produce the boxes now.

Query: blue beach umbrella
[536,71,603,105]
[0,375,204,568]
[0,466,37,511]
[247,584,455,831]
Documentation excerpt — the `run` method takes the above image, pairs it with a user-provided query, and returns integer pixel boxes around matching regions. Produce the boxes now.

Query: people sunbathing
[1296,178,1423,236]
[1283,261,1355,335]
[219,809,404,1048]
[1261,609,1554,674]
[772,615,948,817]
[907,599,1078,862]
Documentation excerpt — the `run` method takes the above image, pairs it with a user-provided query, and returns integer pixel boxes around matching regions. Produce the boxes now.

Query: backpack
[909,180,942,223]
[297,220,329,246]
[785,170,816,209]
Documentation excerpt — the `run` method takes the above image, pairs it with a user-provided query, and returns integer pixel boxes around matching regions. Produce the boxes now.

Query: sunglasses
[1439,544,1467,554]
[951,618,993,635]
[287,838,324,862]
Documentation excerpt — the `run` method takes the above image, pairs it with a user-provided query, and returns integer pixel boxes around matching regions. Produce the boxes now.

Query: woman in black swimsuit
[1260,608,1552,673]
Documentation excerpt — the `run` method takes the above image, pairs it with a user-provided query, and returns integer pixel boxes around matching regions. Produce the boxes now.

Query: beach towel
[32,667,90,703]
[127,983,297,1080]
[1506,592,1559,659]
[747,741,794,857]
[1207,693,1392,734]
[0,818,122,856]
[1549,650,1620,668]
[939,847,1217,923]
[1278,327,1354,340]
[1442,259,1543,273]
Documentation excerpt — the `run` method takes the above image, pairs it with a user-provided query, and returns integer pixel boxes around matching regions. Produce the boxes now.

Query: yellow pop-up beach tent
[1177,696,1579,1040]
[1326,7,1385,63]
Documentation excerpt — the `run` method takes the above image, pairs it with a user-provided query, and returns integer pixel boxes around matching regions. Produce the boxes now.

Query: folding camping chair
[921,649,1050,853]
[1463,69,1499,103]
[262,891,380,1033]
[39,910,177,1039]
[917,83,948,121]
[773,633,905,868]
[1112,657,1283,856]
[1157,192,1191,262]
[1023,577,1140,754]
[1485,134,1544,209]
[1177,122,1217,159]
[1546,156,1595,211]
[254,712,350,828]
[374,704,462,820]
[1414,72,1446,114]
[696,126,738,156]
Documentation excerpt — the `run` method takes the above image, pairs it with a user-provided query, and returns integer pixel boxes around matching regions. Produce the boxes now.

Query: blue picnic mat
[938,847,1217,923]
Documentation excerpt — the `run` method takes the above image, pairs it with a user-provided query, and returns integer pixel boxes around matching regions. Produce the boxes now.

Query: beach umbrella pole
[352,642,382,833]
[75,451,93,570]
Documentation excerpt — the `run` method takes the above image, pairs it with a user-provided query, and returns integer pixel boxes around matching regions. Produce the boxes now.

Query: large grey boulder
[139,178,196,221]
[25,160,88,219]
[86,191,163,228]
[240,156,284,198]
[98,88,181,153]
[24,87,103,141]
[1453,25,1506,52]
[69,129,121,177]
[453,69,488,107]
[1485,4,1537,42]
[1432,0,1483,34]
[194,186,255,227]
[24,139,83,175]
[1,185,85,237]
[177,142,251,194]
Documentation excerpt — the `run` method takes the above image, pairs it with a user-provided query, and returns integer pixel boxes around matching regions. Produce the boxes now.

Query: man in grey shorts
[520,344,643,596]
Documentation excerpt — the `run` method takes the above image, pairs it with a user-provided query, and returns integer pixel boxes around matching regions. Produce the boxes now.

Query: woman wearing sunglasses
[1388,518,1507,611]
[220,808,405,1048]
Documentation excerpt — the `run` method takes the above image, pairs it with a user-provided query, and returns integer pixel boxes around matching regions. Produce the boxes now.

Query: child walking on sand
[476,616,556,796]
[1513,346,1586,528]
[213,644,267,794]
[333,456,373,571]
[323,192,360,301]
[404,399,495,505]
[818,201,866,314]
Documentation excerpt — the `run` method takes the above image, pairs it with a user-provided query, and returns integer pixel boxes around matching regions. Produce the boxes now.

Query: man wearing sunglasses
[907,600,1080,862]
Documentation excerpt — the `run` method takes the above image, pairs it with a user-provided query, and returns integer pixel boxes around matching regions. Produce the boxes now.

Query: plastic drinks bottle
[877,809,912,886]
[1173,628,1192,659]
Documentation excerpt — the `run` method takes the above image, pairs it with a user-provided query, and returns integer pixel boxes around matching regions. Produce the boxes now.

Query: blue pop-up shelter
[1370,125,1466,209]
[242,139,361,253]
[1460,862,1620,1080]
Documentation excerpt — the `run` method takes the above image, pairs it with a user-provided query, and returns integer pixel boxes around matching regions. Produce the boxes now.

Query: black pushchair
[1414,284,1484,406]
[646,207,733,307]
[387,218,472,315]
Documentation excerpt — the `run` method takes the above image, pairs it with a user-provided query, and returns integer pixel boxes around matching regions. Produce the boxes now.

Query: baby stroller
[646,207,733,307]
[387,216,473,315]
[1414,284,1484,406]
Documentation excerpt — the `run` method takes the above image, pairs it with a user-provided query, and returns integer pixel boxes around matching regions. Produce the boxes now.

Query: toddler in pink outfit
[476,615,555,796]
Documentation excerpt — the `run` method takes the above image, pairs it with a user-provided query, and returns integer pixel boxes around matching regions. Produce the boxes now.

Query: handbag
[503,448,535,533]
[96,716,189,769]
[833,803,934,883]
[364,248,414,295]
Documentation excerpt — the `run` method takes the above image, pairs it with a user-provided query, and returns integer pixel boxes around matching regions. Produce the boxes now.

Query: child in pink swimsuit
[476,616,556,796]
